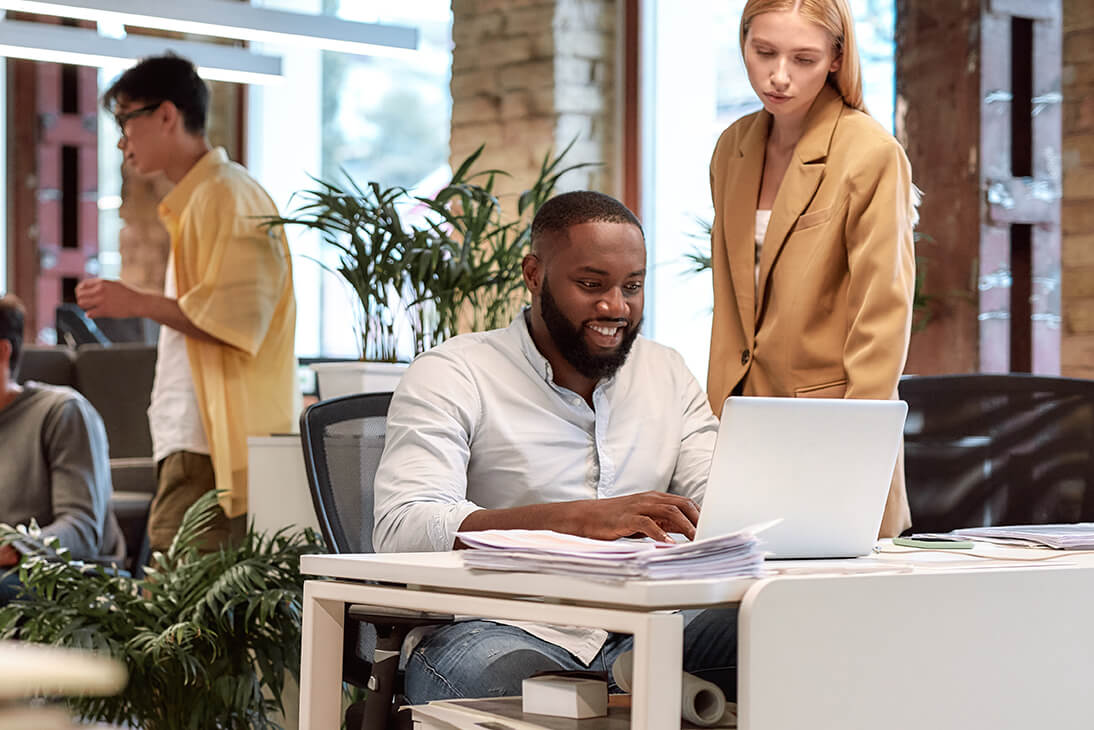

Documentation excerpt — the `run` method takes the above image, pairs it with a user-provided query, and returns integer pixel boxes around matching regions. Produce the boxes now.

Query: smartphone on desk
[893,535,975,550]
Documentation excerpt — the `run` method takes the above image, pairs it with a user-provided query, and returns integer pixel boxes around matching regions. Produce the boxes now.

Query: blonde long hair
[739,0,866,114]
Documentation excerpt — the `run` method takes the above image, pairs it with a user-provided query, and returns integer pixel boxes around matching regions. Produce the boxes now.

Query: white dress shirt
[373,312,718,662]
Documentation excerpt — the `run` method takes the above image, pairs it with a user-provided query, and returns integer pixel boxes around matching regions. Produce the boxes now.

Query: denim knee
[403,621,576,704]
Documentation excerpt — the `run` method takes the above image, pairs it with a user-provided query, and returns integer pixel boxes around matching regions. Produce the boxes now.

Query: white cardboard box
[521,676,608,719]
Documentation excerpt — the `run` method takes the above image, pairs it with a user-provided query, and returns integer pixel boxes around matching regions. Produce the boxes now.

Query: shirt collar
[158,147,229,221]
[513,309,553,383]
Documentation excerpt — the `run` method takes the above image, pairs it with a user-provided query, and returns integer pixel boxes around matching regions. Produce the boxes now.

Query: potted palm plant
[268,141,590,398]
[0,492,324,730]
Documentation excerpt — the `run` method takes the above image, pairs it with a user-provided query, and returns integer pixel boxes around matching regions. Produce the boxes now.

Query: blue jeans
[0,570,24,607]
[403,605,738,705]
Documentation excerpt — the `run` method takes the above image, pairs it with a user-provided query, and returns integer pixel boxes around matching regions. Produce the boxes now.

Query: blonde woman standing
[707,0,917,536]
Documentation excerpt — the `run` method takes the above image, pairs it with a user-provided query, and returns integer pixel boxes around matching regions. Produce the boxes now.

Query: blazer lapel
[755,85,844,321]
[719,111,769,339]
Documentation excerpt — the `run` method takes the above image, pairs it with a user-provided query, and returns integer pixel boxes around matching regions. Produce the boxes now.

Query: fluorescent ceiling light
[0,19,282,84]
[0,0,419,58]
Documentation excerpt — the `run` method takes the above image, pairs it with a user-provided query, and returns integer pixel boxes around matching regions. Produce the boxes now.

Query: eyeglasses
[113,102,162,135]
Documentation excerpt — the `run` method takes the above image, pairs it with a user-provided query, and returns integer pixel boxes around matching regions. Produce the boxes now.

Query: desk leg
[299,580,345,730]
[629,611,683,730]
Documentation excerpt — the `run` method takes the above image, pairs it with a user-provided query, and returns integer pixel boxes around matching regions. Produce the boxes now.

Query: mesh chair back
[300,392,393,554]
[900,374,1094,532]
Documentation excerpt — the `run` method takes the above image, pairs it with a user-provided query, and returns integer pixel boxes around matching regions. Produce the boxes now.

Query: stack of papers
[456,526,769,581]
[951,523,1094,549]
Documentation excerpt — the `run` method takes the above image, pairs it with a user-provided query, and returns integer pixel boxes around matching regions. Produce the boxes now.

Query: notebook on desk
[694,396,908,559]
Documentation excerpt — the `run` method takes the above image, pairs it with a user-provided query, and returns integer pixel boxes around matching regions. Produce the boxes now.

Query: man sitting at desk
[0,295,124,604]
[373,191,736,704]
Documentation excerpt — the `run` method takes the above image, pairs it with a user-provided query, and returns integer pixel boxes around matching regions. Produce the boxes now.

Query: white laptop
[694,396,908,559]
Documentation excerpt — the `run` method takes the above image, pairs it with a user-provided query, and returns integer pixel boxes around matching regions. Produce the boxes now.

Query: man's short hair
[531,191,644,253]
[102,54,208,135]
[0,294,26,376]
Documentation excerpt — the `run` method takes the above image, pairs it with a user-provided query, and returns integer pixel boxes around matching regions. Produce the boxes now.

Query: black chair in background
[299,392,452,730]
[75,343,158,575]
[899,374,1094,533]
[15,345,76,387]
[16,342,158,576]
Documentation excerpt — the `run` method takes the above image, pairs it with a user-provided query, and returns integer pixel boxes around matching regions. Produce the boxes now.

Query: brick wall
[449,0,617,210]
[1062,0,1094,378]
[897,0,982,374]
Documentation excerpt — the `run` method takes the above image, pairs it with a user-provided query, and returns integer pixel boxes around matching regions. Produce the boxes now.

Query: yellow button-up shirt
[158,147,298,518]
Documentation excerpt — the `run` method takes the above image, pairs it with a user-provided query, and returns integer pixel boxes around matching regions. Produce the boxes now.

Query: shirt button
[741,349,751,365]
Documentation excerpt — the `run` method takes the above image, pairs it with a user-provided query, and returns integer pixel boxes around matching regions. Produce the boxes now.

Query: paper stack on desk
[456,525,769,581]
[951,523,1094,549]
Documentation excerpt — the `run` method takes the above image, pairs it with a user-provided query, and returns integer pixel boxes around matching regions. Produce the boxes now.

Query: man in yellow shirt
[76,55,298,553]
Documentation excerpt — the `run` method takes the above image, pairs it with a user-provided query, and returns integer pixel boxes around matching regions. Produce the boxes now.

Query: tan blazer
[706,85,917,537]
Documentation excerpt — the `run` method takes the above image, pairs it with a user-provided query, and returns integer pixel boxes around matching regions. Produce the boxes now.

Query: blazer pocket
[794,378,847,398]
[792,206,832,233]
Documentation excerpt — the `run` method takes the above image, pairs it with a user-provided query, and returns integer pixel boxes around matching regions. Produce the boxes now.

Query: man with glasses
[76,54,298,555]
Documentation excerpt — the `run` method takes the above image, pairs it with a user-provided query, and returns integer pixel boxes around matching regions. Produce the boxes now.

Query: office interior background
[0,0,1090,384]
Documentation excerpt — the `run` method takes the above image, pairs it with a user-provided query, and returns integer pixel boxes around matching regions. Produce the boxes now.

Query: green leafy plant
[267,141,593,361]
[0,492,324,730]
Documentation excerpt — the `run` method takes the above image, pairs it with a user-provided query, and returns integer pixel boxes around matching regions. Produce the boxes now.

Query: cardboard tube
[680,671,727,727]
[610,651,728,727]
[611,650,634,693]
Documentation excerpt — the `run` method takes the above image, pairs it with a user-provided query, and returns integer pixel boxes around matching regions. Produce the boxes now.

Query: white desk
[0,641,127,729]
[299,546,1094,729]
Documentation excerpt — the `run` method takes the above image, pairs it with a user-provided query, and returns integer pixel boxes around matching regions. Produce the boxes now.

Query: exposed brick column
[897,0,982,374]
[900,0,1065,375]
[1062,0,1094,378]
[449,0,617,209]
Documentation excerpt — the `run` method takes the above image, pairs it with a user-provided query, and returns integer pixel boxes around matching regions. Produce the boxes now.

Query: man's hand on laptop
[572,491,699,543]
[457,491,699,546]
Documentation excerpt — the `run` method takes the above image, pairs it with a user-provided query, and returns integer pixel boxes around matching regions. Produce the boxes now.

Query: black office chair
[299,392,452,730]
[899,374,1094,533]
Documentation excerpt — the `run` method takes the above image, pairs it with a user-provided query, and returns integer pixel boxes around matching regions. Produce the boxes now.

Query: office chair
[899,374,1094,533]
[299,392,452,730]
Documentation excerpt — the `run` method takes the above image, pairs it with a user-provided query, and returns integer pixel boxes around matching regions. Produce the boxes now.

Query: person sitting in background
[0,295,124,604]
[373,191,736,705]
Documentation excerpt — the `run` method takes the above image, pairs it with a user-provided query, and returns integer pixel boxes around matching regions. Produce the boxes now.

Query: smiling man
[74,55,298,556]
[373,190,735,704]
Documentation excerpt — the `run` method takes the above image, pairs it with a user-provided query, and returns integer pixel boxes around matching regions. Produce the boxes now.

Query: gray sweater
[0,382,124,563]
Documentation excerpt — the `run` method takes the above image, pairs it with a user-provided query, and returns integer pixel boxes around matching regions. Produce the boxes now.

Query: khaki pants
[149,451,246,555]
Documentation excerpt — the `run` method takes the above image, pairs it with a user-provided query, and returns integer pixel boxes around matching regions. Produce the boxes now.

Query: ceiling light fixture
[0,0,419,59]
[0,18,282,85]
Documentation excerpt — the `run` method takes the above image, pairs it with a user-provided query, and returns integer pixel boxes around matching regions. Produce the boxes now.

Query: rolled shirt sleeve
[176,183,289,357]
[372,350,485,553]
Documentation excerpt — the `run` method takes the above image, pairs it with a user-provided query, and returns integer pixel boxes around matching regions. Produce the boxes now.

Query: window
[248,0,453,359]
[640,0,896,382]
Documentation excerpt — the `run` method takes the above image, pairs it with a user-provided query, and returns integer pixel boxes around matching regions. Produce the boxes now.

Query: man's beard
[539,278,641,381]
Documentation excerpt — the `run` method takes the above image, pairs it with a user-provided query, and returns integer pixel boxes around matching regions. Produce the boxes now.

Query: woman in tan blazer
[707,0,918,537]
